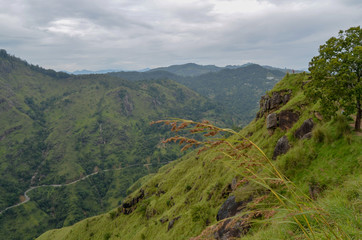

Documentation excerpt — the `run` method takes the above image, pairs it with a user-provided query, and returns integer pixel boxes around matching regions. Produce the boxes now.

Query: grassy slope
[38,73,361,239]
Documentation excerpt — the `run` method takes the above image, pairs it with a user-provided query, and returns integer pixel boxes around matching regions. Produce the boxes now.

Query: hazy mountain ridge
[68,62,300,78]
[148,63,223,77]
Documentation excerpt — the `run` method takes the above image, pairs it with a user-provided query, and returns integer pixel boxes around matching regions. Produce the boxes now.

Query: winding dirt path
[0,161,171,215]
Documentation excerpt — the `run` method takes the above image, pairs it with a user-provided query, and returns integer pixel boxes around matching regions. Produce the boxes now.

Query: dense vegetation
[111,64,285,126]
[308,26,361,130]
[0,50,233,240]
[38,73,361,240]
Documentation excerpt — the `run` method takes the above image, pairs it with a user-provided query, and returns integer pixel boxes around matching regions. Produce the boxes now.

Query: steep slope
[38,73,361,239]
[0,51,228,240]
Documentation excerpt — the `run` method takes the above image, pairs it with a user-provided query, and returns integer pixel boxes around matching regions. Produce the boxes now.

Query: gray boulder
[266,113,278,129]
[216,196,246,221]
[279,110,299,130]
[294,118,314,139]
[270,91,282,109]
[273,136,290,160]
[168,216,181,231]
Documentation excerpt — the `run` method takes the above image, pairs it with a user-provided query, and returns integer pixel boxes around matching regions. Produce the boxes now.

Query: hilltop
[37,72,361,239]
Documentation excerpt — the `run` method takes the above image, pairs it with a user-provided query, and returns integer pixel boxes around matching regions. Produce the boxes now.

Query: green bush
[190,204,211,226]
[334,114,350,138]
[312,124,333,143]
[104,232,111,240]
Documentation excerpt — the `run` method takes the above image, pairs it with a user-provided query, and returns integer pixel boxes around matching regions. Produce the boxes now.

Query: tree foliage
[308,26,361,130]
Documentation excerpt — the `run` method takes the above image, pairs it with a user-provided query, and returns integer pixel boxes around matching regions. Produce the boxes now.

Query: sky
[0,0,361,72]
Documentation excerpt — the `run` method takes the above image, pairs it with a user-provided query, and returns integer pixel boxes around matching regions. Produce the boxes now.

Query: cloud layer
[0,0,361,71]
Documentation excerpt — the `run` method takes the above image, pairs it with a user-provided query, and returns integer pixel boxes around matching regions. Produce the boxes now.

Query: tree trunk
[355,97,361,131]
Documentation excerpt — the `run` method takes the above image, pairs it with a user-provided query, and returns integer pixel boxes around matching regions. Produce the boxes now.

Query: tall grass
[152,119,350,239]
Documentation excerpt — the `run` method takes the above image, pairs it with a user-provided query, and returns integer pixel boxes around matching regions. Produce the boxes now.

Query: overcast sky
[0,0,361,72]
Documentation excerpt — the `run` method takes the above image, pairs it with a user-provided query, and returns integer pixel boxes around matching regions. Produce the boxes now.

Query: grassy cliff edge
[38,73,361,240]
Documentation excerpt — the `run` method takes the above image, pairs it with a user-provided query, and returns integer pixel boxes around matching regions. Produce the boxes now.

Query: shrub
[104,232,111,240]
[191,204,211,225]
[334,114,350,138]
[312,124,333,143]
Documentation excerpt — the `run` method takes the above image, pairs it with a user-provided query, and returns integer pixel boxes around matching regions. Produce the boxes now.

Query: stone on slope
[294,118,314,139]
[273,136,290,160]
[278,110,299,130]
[266,113,278,129]
[216,196,246,221]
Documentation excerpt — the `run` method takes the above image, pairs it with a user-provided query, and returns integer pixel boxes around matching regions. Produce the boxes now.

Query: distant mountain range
[69,63,304,76]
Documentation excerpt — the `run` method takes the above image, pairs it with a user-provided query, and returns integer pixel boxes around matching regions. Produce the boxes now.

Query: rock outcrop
[168,216,181,231]
[213,217,250,240]
[273,136,290,160]
[278,110,300,130]
[190,212,262,240]
[216,196,249,221]
[266,113,278,129]
[294,118,314,139]
[122,94,134,116]
[121,189,144,215]
[257,90,292,118]
[266,110,299,131]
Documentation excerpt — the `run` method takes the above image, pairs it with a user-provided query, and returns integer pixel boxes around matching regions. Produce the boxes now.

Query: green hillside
[175,64,285,126]
[111,64,285,126]
[38,73,361,240]
[0,50,230,240]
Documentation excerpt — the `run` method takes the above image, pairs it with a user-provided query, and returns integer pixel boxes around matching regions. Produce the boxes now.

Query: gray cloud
[0,0,361,71]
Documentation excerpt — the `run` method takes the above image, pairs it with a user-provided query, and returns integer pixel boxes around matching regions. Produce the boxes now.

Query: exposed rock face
[283,94,291,104]
[121,189,144,215]
[302,132,312,139]
[168,216,181,231]
[278,110,299,130]
[190,213,262,240]
[265,110,299,131]
[266,113,278,129]
[294,118,314,139]
[216,196,248,221]
[257,90,292,118]
[213,218,250,240]
[270,91,282,109]
[273,136,290,160]
[159,217,168,224]
[122,94,134,116]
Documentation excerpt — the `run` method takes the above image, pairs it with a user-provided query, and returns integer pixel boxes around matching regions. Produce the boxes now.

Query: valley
[0,50,284,239]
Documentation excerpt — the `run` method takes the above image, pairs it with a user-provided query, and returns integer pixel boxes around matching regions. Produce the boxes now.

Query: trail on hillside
[0,161,172,215]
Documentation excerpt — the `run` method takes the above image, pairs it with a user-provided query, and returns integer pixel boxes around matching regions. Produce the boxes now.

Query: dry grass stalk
[152,119,349,240]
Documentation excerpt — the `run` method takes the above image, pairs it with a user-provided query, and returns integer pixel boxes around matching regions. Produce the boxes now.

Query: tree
[308,26,361,130]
